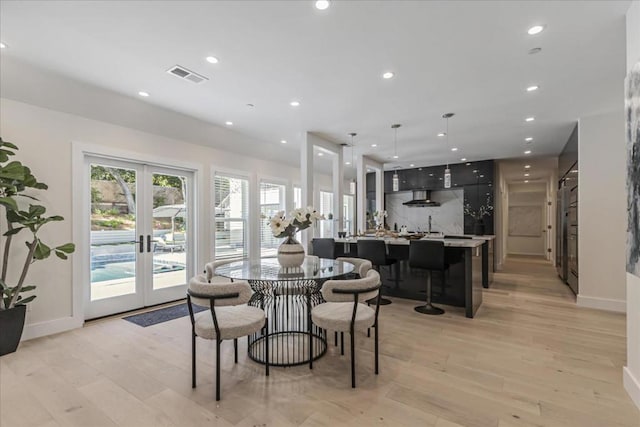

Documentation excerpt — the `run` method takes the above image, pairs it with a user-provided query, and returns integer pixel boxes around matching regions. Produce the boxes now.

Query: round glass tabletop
[214,257,355,282]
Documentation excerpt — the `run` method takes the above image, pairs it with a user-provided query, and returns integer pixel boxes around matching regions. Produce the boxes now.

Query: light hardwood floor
[2,257,639,427]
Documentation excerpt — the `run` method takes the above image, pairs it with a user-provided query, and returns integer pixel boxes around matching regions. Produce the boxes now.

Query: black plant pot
[0,305,26,356]
[473,220,485,236]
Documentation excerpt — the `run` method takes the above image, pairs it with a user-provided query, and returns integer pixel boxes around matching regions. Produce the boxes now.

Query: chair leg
[414,270,445,315]
[367,327,370,338]
[341,332,344,356]
[350,329,356,388]
[234,338,238,364]
[191,331,196,388]
[215,339,221,401]
[265,319,269,377]
[334,331,338,346]
[308,315,313,370]
[375,324,379,375]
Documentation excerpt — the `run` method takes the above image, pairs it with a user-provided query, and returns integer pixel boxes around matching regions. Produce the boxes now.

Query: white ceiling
[0,0,629,171]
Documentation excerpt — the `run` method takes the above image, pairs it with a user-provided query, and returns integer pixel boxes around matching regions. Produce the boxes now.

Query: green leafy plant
[0,137,75,310]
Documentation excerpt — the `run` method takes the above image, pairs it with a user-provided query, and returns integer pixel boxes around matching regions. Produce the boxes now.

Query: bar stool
[356,240,397,305]
[409,240,446,315]
[311,238,336,259]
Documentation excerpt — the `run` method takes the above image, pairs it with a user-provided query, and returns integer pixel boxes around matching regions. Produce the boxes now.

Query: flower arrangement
[267,206,324,240]
[373,210,387,228]
[464,195,494,220]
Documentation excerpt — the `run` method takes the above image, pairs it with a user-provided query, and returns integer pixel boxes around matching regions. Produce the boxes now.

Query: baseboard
[21,316,83,341]
[507,251,546,256]
[624,367,640,409]
[576,295,626,313]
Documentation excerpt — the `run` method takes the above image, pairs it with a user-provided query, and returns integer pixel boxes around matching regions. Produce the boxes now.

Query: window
[214,174,249,259]
[260,181,286,257]
[294,186,302,209]
[343,194,355,235]
[319,191,333,238]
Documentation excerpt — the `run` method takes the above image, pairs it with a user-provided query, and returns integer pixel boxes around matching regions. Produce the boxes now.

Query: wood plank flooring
[2,256,639,426]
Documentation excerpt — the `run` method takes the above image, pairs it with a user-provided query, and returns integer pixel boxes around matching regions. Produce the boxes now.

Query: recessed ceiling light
[525,165,531,169]
[525,137,533,142]
[466,162,471,166]
[571,169,578,173]
[205,56,219,64]
[451,147,458,152]
[392,155,399,159]
[409,164,415,167]
[138,91,149,97]
[437,132,446,137]
[382,71,395,79]
[461,158,467,162]
[524,150,532,154]
[345,161,351,165]
[280,140,287,144]
[526,85,539,92]
[524,173,530,177]
[0,42,6,49]
[225,121,233,126]
[525,180,530,183]
[315,0,330,10]
[318,152,324,156]
[290,101,300,107]
[525,117,535,122]
[528,25,545,35]
[371,144,377,147]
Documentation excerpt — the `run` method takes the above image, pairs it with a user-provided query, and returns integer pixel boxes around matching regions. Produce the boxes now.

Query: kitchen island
[331,237,484,318]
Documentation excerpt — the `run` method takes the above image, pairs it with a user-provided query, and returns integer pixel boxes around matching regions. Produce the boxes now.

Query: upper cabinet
[384,160,494,193]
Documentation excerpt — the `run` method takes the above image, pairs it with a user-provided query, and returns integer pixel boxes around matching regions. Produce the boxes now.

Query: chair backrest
[336,257,372,278]
[320,269,380,303]
[312,238,336,259]
[204,257,244,281]
[409,240,445,271]
[356,240,388,266]
[188,274,252,307]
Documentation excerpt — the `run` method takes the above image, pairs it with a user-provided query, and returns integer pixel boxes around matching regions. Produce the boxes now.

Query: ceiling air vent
[166,65,208,84]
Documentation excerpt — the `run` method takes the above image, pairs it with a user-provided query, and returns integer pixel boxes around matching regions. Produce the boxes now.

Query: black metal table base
[247,279,328,367]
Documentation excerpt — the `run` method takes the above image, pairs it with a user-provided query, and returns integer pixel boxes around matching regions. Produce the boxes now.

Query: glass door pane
[151,172,189,291]
[87,160,145,319]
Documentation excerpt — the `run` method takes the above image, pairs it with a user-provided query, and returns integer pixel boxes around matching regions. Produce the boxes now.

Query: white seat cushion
[194,306,265,340]
[311,302,375,332]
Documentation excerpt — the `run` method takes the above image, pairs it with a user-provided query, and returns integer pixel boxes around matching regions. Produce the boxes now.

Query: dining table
[214,256,355,366]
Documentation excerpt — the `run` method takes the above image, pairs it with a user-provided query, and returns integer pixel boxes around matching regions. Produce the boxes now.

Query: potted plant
[464,195,494,236]
[0,137,75,356]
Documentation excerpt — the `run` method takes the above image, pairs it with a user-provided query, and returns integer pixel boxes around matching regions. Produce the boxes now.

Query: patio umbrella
[152,204,186,236]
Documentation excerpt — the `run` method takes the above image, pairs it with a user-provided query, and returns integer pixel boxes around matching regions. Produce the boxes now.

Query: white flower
[291,208,307,223]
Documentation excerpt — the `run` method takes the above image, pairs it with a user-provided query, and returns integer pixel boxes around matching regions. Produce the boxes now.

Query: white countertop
[334,237,484,248]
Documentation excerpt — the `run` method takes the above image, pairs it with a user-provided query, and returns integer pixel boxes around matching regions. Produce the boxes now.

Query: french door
[85,156,195,319]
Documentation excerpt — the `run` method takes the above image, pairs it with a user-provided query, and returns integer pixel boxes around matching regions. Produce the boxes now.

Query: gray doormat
[123,303,207,327]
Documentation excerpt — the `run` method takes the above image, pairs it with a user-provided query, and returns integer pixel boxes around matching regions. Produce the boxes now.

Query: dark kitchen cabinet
[384,160,494,193]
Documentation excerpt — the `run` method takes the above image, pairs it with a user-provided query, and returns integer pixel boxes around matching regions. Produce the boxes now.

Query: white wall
[625,0,640,410]
[0,97,334,339]
[577,111,627,312]
[506,185,546,256]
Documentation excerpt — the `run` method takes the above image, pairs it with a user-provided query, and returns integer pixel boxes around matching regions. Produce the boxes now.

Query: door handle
[147,235,152,253]
[139,235,144,253]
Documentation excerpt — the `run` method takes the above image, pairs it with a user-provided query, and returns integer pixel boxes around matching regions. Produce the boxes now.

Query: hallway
[1,257,638,427]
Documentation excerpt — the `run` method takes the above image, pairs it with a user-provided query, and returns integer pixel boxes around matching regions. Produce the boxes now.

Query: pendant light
[442,113,455,189]
[348,132,357,194]
[391,124,401,191]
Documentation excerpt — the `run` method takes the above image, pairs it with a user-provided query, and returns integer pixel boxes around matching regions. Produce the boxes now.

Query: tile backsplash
[386,189,464,235]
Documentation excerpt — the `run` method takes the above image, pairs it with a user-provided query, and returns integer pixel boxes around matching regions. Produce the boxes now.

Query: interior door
[86,157,194,319]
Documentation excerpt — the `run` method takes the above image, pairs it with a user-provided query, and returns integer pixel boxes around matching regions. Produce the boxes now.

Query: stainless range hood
[402,190,440,207]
